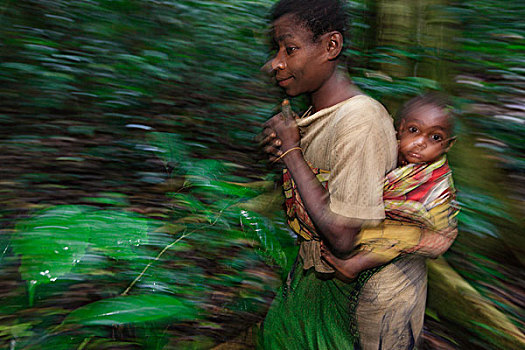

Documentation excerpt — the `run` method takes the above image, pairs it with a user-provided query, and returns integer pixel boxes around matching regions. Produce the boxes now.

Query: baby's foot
[320,243,357,283]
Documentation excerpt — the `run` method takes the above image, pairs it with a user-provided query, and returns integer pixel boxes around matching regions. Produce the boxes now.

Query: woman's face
[270,14,328,97]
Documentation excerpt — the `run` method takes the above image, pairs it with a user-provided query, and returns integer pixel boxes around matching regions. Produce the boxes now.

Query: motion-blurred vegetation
[0,0,523,349]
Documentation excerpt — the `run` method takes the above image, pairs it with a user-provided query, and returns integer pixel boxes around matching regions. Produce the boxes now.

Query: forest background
[0,0,523,349]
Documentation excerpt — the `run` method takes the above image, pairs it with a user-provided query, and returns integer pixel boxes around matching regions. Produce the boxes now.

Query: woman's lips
[277,77,293,87]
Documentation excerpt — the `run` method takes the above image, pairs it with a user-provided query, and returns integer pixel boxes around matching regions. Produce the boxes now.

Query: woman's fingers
[259,113,295,163]
[264,143,282,158]
[257,122,279,142]
[259,127,282,150]
[258,131,278,148]
[320,242,334,260]
[320,244,328,256]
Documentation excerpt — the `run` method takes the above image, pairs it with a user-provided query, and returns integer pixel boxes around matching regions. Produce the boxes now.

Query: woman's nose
[271,51,285,71]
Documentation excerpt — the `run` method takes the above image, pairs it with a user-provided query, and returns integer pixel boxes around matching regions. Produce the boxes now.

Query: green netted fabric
[259,257,382,349]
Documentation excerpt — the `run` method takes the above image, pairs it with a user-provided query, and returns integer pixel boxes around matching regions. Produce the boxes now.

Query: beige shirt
[298,95,397,221]
[296,95,397,272]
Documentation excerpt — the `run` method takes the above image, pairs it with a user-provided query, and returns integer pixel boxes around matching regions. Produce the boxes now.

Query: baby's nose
[413,137,426,148]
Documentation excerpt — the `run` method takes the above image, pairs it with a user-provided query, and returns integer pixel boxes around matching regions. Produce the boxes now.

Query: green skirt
[259,257,380,349]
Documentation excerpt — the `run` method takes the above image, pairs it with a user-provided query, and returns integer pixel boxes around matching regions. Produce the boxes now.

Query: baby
[322,93,459,281]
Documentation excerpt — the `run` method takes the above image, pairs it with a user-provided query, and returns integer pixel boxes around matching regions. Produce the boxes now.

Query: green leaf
[12,205,155,306]
[239,209,289,270]
[13,205,92,285]
[63,294,200,326]
[85,210,151,260]
[170,193,215,223]
[81,192,129,206]
[208,180,260,198]
[148,132,190,168]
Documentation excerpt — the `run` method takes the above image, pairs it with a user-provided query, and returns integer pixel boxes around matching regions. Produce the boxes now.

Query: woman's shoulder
[332,95,393,129]
[339,94,389,116]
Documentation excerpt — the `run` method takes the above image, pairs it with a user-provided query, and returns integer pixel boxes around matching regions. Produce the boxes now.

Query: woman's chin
[283,88,301,97]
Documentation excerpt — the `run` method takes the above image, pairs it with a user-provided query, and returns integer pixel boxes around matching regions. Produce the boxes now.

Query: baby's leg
[321,244,391,282]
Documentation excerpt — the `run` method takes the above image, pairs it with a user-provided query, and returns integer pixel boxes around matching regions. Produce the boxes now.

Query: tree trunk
[427,257,525,349]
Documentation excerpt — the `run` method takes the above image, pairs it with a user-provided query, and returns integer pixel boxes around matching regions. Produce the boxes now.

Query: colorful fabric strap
[282,156,459,260]
[282,164,329,241]
[383,155,459,230]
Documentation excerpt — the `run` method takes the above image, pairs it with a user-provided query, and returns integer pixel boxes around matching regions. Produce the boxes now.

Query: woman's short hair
[271,0,349,42]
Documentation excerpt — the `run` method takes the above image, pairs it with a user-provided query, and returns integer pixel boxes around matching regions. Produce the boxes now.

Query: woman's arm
[262,114,362,258]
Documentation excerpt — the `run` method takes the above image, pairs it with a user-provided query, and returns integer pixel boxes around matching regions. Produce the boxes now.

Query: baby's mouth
[407,152,421,159]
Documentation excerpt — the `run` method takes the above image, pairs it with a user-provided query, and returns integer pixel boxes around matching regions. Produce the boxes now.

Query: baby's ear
[397,119,406,134]
[444,136,457,152]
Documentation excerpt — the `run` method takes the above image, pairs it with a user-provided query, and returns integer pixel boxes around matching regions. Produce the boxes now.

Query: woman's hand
[266,112,301,150]
[258,118,282,163]
[259,112,301,163]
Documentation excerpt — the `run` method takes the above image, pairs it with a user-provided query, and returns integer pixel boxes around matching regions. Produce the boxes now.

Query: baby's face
[398,105,454,164]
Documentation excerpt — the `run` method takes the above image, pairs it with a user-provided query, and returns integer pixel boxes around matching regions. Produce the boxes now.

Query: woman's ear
[326,32,343,60]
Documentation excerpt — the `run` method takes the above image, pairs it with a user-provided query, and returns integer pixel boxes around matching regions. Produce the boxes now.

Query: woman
[259,0,428,349]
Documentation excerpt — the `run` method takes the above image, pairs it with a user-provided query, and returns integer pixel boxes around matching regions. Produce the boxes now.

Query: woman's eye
[408,126,418,133]
[286,46,297,55]
[431,134,443,142]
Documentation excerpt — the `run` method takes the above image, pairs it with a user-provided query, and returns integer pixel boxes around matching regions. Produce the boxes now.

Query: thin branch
[121,201,234,296]
[121,230,188,296]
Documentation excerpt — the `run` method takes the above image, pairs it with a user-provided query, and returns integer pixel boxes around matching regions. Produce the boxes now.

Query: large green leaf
[85,210,151,260]
[12,206,155,306]
[63,294,200,326]
[13,206,92,286]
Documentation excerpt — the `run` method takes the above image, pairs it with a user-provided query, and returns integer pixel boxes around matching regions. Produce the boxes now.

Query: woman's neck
[310,68,362,112]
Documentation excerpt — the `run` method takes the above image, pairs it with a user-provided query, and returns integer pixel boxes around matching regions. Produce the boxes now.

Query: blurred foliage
[0,0,523,349]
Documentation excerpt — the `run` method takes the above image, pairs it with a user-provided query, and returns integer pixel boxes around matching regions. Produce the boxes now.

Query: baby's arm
[403,202,458,258]
[404,226,458,258]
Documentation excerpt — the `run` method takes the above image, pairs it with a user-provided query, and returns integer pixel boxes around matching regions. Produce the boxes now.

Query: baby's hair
[271,0,349,43]
[397,92,455,135]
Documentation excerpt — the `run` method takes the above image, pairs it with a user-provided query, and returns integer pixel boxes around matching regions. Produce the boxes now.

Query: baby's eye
[286,46,297,55]
[408,126,418,133]
[431,134,443,142]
